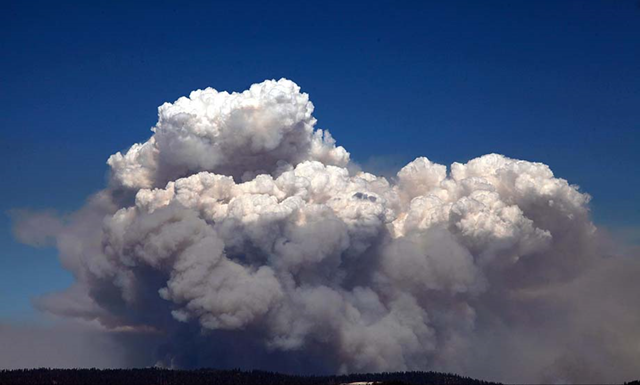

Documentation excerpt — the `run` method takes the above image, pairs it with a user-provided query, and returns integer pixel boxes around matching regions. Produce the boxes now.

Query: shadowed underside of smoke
[11,79,640,384]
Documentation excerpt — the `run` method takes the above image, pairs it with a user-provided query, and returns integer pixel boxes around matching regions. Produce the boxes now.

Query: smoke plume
[12,79,640,383]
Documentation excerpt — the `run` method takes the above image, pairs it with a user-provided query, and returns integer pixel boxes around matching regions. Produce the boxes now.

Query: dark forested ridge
[0,368,500,385]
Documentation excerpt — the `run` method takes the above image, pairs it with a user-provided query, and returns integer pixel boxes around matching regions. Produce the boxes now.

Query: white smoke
[107,79,348,189]
[12,79,640,383]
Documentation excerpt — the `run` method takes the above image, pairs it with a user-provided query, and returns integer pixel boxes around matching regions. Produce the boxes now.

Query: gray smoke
[11,79,640,383]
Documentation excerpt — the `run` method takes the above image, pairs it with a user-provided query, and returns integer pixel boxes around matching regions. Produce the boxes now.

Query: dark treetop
[0,368,500,385]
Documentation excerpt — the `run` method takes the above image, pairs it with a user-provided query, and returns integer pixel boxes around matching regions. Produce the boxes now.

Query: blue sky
[1,0,639,321]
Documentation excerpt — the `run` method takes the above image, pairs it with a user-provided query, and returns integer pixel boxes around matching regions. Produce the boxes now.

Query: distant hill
[0,368,500,385]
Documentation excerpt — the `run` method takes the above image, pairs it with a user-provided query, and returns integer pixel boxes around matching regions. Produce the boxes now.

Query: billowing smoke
[12,79,640,383]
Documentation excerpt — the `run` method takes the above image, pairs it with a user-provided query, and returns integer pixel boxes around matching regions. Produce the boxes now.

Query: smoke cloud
[12,79,640,383]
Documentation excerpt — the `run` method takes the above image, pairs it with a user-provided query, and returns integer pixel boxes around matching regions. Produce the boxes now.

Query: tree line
[0,368,501,385]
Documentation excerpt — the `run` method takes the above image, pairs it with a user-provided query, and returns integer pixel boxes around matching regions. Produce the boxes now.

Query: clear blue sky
[1,0,639,321]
